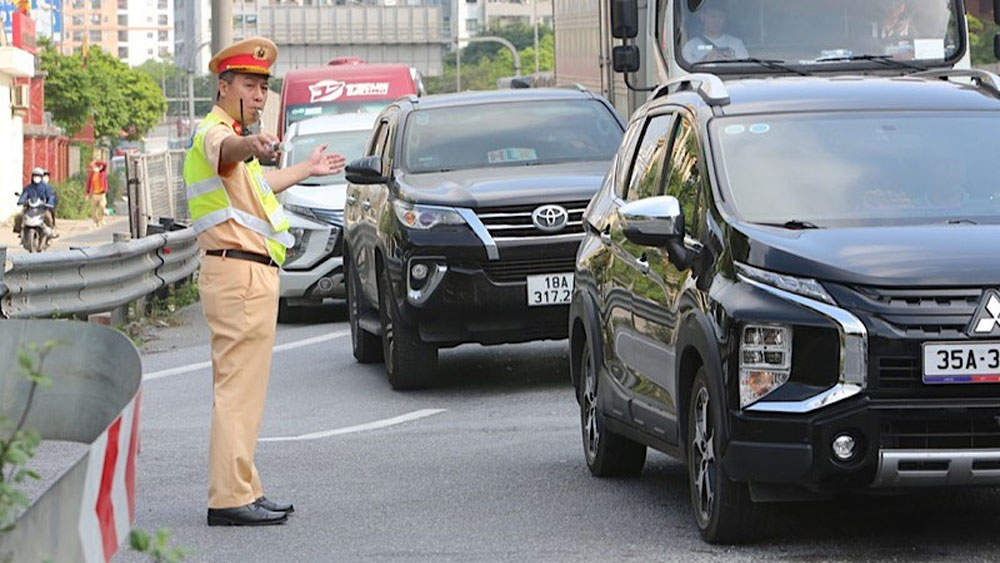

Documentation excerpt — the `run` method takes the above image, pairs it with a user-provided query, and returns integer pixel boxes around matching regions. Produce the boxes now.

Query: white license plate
[922,341,1000,384]
[526,273,574,307]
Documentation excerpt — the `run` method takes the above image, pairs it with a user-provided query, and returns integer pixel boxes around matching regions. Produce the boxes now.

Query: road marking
[259,409,447,442]
[143,329,351,381]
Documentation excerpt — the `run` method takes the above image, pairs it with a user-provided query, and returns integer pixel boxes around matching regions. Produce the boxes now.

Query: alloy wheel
[692,385,716,525]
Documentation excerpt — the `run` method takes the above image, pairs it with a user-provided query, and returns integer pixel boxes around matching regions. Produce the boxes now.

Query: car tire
[347,258,382,364]
[579,338,646,477]
[379,266,436,390]
[688,367,765,544]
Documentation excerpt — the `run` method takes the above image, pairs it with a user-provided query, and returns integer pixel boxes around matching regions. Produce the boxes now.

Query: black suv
[570,71,1000,543]
[344,88,623,389]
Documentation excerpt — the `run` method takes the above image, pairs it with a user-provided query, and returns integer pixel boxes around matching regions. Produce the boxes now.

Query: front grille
[881,415,1000,449]
[833,285,982,338]
[475,201,588,240]
[877,356,920,391]
[481,255,577,283]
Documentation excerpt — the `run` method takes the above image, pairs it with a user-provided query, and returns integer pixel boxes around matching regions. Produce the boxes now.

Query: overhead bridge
[258,4,450,77]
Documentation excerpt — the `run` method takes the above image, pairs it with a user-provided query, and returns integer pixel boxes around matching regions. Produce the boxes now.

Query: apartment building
[454,0,551,40]
[62,0,174,67]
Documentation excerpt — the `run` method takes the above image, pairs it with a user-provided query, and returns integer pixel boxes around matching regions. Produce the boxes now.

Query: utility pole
[533,0,538,74]
[455,38,461,93]
[211,0,233,56]
[187,40,211,128]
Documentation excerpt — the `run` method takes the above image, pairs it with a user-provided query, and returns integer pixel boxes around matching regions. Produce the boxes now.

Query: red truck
[278,58,421,138]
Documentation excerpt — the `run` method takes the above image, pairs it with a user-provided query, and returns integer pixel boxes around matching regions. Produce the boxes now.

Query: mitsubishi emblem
[531,204,569,233]
[969,290,1000,337]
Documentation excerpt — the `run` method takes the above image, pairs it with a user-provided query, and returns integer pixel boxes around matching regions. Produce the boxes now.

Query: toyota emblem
[532,204,569,233]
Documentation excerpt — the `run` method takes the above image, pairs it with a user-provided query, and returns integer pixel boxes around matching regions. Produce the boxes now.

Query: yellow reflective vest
[183,112,293,265]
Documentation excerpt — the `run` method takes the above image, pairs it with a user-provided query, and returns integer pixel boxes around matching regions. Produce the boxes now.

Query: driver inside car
[682,0,749,63]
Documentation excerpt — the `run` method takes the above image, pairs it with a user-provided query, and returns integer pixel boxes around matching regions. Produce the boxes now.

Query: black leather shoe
[207,503,288,526]
[255,496,294,513]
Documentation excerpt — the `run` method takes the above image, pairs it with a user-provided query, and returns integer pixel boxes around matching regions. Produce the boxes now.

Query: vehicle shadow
[278,301,348,325]
[431,340,572,393]
[638,453,1000,558]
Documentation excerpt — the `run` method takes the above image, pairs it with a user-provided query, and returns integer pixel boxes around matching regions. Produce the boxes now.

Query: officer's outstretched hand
[307,144,347,178]
[248,133,281,161]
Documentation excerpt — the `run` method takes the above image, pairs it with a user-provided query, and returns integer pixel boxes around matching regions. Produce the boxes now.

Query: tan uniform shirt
[197,105,269,256]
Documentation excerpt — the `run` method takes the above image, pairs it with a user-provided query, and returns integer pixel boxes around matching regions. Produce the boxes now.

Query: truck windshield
[401,101,623,173]
[712,112,1000,227]
[286,130,370,185]
[670,0,961,70]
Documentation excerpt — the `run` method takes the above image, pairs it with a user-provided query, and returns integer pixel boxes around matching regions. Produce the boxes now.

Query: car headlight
[739,324,792,408]
[736,263,834,305]
[392,201,465,230]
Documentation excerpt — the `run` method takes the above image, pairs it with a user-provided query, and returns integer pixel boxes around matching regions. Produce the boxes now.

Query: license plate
[526,273,574,307]
[922,341,1000,384]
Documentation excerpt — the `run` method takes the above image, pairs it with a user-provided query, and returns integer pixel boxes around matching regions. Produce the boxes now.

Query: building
[62,0,174,66]
[1,24,36,223]
[174,0,210,72]
[455,0,552,40]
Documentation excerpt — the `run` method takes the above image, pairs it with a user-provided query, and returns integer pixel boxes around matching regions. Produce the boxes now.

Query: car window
[626,114,675,202]
[401,100,623,173]
[614,119,646,200]
[368,120,389,157]
[286,129,369,185]
[664,115,703,234]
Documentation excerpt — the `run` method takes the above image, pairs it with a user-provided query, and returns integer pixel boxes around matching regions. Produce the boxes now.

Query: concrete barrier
[0,320,142,563]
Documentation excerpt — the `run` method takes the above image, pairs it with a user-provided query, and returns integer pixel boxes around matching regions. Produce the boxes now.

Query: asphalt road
[116,303,1000,562]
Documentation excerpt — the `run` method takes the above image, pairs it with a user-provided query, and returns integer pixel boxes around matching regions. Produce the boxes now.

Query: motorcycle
[20,198,54,253]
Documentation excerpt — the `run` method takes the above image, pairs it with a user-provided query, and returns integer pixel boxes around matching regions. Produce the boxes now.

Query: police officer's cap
[208,37,279,77]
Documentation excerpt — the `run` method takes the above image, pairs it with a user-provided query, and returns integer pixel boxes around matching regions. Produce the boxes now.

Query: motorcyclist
[14,167,58,239]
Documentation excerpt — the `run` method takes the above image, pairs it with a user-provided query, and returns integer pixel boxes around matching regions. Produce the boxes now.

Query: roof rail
[651,73,731,106]
[395,94,420,104]
[909,68,1000,97]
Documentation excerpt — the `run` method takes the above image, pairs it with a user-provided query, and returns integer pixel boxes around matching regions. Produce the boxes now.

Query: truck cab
[556,0,974,117]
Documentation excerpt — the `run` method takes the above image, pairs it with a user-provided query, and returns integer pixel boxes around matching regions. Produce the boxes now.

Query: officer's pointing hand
[307,144,347,177]
[248,133,280,161]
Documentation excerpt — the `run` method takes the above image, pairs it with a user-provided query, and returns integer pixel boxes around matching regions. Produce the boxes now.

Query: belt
[205,249,278,268]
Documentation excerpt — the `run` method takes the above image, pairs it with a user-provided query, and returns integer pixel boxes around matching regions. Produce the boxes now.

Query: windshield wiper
[946,218,978,225]
[693,58,810,77]
[811,54,927,72]
[757,220,822,230]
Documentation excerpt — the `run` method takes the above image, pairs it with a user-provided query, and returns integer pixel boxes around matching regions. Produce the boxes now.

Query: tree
[967,15,999,66]
[40,42,167,141]
[425,26,556,95]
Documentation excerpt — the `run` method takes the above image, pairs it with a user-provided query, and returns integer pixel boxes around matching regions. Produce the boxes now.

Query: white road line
[143,329,351,381]
[259,409,447,442]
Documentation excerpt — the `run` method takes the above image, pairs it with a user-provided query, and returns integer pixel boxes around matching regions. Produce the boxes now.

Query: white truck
[277,113,378,321]
[554,0,974,119]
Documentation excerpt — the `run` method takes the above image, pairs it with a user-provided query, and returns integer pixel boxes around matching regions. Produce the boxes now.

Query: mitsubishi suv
[343,88,624,389]
[569,71,1000,543]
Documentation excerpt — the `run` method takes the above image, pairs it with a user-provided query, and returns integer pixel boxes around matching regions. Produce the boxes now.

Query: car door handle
[636,254,650,275]
[361,201,371,210]
[346,195,357,205]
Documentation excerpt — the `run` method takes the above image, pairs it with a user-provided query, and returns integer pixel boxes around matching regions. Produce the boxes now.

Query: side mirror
[345,155,389,185]
[611,0,639,39]
[994,32,1000,60]
[620,196,684,247]
[612,45,641,73]
[995,0,1000,25]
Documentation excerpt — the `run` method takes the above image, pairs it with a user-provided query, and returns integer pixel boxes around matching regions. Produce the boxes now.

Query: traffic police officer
[184,37,346,526]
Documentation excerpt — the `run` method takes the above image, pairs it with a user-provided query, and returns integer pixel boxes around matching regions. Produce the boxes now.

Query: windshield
[668,0,961,70]
[713,112,1000,227]
[286,129,370,185]
[286,101,391,130]
[401,101,623,173]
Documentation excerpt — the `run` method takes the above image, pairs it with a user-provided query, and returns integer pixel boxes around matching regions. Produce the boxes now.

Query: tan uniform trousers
[199,254,279,509]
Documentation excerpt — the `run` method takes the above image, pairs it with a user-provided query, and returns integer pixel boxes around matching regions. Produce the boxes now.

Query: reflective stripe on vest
[183,112,292,265]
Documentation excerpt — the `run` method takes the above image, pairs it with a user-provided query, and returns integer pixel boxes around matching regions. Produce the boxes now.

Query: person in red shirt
[85,159,109,227]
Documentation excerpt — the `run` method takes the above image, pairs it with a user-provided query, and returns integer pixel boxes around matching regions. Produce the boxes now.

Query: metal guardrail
[0,319,143,562]
[0,226,198,319]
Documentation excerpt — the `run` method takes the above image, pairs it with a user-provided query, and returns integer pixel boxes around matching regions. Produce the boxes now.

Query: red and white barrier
[78,389,142,563]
